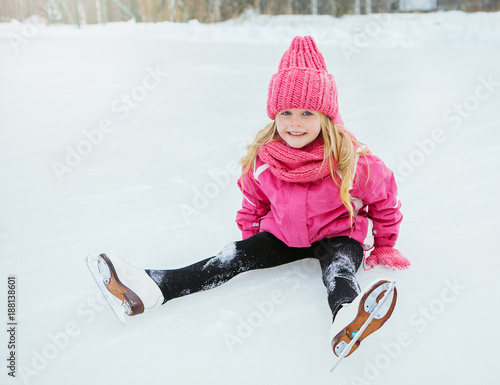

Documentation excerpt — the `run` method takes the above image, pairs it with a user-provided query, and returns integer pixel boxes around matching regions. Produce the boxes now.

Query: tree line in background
[1,0,499,24]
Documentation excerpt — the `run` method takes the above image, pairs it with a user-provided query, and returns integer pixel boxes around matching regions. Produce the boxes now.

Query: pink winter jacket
[236,150,402,249]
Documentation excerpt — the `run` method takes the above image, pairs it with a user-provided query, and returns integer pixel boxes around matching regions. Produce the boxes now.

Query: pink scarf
[258,140,334,183]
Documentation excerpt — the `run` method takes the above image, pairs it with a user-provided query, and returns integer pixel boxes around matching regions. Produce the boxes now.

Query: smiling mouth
[288,132,306,136]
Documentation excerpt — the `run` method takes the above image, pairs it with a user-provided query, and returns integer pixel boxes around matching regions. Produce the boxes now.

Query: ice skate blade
[86,255,127,325]
[330,281,397,373]
[331,280,397,358]
[365,282,396,319]
[96,253,145,316]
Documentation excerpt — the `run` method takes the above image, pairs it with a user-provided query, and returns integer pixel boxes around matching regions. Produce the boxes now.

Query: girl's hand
[366,247,411,270]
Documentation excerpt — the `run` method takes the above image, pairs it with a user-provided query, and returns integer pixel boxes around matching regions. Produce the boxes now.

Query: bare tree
[2,0,500,25]
[366,0,372,13]
[312,0,318,14]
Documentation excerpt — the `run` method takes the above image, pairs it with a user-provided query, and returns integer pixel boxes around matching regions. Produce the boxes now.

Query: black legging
[146,232,363,320]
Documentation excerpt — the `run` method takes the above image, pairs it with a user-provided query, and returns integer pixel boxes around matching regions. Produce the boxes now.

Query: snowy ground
[1,10,499,385]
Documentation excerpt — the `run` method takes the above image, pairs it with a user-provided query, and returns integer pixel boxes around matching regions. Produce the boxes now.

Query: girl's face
[275,109,321,149]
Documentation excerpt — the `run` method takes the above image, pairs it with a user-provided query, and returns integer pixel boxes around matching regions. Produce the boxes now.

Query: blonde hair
[240,113,369,223]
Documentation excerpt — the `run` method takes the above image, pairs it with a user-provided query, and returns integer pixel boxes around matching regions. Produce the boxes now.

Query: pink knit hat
[267,36,342,125]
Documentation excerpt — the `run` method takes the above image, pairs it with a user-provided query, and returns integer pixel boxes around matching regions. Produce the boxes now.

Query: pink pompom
[366,247,411,270]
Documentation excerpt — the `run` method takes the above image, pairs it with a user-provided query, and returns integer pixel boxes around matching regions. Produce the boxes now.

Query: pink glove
[365,247,411,270]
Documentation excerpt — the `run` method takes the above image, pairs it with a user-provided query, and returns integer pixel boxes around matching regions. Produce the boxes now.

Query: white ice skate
[86,253,164,325]
[330,280,397,372]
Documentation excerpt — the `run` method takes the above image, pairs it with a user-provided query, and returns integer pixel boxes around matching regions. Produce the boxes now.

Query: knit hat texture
[267,36,339,123]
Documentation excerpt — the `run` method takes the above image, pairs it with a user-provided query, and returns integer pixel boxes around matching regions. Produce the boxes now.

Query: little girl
[90,36,410,360]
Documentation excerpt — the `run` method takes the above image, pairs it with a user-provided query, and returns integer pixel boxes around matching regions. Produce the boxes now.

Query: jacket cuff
[374,236,397,248]
[241,229,258,240]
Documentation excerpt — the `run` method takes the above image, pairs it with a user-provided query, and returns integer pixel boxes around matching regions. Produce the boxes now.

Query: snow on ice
[0,10,499,385]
